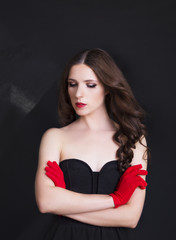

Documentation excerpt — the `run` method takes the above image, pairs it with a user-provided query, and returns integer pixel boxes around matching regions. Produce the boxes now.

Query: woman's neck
[76,109,117,132]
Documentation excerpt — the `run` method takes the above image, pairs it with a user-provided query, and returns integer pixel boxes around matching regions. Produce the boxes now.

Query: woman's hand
[45,161,66,189]
[109,164,148,208]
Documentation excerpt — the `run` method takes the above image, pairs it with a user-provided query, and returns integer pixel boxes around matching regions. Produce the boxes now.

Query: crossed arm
[35,128,148,228]
[65,187,146,228]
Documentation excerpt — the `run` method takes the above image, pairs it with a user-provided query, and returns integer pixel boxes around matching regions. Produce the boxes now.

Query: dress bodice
[59,158,121,194]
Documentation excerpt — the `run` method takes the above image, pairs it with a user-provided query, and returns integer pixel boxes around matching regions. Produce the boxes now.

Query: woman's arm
[65,187,146,228]
[35,128,114,215]
[65,137,148,228]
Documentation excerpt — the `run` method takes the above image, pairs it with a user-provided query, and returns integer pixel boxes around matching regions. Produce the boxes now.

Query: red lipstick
[76,102,87,108]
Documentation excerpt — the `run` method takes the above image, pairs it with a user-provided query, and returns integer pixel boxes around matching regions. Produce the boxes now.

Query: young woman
[35,48,149,240]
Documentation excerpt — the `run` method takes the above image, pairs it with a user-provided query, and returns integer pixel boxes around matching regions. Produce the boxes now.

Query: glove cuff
[109,193,121,208]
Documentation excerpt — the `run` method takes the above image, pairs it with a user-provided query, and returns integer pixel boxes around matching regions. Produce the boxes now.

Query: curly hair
[57,48,149,174]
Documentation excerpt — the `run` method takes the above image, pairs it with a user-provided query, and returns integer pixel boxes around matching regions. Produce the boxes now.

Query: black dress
[43,158,133,240]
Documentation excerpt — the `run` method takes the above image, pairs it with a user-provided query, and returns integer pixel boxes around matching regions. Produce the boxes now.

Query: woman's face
[68,64,107,116]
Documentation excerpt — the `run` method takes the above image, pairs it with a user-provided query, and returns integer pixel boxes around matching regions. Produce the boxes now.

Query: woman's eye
[68,82,77,87]
[87,84,97,88]
[68,82,97,88]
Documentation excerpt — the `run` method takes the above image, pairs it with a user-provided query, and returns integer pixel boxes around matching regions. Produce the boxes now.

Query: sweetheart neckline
[59,158,118,173]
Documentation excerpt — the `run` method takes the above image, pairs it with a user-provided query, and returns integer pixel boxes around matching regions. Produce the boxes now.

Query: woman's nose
[75,85,84,98]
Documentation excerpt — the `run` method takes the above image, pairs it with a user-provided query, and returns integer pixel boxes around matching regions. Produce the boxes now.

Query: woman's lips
[76,102,87,108]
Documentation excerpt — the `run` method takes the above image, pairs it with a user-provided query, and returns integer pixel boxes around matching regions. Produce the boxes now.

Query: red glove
[45,161,66,189]
[109,164,148,208]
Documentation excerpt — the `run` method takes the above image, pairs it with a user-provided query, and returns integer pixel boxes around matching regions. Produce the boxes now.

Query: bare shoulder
[131,136,148,170]
[41,121,77,144]
[38,127,67,166]
[41,125,72,139]
[41,127,63,139]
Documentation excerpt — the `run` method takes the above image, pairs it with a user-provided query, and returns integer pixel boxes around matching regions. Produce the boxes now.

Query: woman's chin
[75,109,89,117]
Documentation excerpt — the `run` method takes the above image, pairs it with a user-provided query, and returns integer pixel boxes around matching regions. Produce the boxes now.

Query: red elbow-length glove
[109,164,148,208]
[45,161,66,189]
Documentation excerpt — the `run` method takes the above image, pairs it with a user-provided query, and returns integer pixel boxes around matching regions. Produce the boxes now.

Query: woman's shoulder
[42,126,67,139]
[42,121,77,139]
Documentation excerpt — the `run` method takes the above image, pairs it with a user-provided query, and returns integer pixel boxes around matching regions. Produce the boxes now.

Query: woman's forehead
[68,64,98,82]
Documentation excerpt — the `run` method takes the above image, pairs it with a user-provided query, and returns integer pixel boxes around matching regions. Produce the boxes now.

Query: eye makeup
[68,79,97,88]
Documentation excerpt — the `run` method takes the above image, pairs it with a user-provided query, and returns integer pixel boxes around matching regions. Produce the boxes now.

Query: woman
[35,48,149,240]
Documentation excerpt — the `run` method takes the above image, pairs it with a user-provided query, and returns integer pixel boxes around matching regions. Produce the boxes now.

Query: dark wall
[1,1,175,239]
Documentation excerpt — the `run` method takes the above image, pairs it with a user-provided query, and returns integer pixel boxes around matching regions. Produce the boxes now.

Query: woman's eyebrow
[68,78,97,82]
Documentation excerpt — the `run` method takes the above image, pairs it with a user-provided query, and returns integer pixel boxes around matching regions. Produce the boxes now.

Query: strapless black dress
[43,158,133,240]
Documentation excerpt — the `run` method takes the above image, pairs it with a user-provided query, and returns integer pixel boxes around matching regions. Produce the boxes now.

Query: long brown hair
[57,48,149,173]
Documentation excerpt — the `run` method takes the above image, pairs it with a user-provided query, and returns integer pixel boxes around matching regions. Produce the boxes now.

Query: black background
[0,0,176,239]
